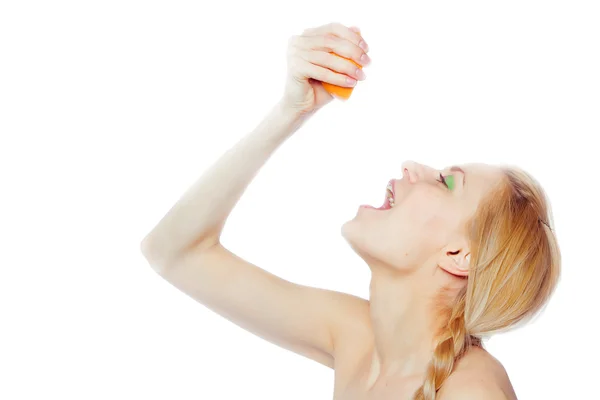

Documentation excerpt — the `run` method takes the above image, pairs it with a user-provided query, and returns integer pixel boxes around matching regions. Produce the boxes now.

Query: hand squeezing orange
[321,29,365,100]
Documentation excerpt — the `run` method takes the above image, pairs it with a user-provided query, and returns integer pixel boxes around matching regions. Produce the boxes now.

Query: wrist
[273,101,310,133]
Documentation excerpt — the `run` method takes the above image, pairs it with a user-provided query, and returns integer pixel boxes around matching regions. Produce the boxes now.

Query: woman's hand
[279,22,370,117]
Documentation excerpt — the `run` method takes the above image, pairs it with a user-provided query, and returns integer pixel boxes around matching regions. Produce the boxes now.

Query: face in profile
[341,160,505,275]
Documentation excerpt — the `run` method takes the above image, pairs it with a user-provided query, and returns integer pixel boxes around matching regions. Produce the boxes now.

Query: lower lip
[359,206,379,211]
[359,179,395,210]
[360,192,393,210]
[360,203,391,210]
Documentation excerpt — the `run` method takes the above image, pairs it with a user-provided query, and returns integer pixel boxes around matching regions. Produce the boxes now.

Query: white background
[1,1,598,399]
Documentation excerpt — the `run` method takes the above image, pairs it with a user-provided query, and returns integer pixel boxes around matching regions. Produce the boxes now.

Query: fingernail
[350,26,361,34]
[359,40,369,52]
[361,53,371,65]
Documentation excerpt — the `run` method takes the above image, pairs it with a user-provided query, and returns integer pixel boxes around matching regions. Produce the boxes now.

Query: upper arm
[143,241,370,369]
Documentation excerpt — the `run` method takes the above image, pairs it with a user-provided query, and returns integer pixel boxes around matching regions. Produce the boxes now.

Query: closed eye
[437,172,449,188]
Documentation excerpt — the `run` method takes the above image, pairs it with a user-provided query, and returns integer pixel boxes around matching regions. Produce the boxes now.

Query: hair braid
[412,293,480,400]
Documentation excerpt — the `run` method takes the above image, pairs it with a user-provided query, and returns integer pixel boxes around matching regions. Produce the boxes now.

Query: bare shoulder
[329,297,374,372]
[438,346,518,400]
[438,381,509,400]
[330,295,372,348]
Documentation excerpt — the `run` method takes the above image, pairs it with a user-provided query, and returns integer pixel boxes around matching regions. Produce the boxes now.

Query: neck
[366,266,449,382]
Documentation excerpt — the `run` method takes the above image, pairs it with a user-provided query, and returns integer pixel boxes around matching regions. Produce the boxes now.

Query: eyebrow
[449,166,466,186]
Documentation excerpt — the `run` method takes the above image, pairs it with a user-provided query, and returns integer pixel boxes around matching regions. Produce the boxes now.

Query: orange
[320,54,362,100]
[320,29,363,100]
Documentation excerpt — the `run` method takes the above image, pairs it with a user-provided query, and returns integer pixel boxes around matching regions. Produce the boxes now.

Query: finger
[296,34,369,68]
[303,22,368,53]
[295,58,357,87]
[298,49,365,82]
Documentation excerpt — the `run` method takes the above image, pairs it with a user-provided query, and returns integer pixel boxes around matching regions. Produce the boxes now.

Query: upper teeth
[386,183,395,207]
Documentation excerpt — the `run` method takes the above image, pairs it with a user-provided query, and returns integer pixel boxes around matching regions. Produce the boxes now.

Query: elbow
[140,231,220,273]
[140,234,156,259]
[140,235,169,274]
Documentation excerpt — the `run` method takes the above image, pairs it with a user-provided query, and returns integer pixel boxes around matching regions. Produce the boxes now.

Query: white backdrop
[1,0,598,399]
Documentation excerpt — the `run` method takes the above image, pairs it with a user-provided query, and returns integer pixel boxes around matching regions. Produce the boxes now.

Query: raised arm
[140,22,372,368]
[140,100,303,268]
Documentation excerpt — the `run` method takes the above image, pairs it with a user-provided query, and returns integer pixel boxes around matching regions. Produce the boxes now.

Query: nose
[401,160,420,183]
[401,160,440,184]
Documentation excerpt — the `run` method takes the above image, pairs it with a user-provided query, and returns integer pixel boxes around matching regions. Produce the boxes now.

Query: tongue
[378,202,391,210]
[362,196,391,210]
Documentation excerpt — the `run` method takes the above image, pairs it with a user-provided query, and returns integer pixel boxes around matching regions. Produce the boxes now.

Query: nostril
[404,168,413,183]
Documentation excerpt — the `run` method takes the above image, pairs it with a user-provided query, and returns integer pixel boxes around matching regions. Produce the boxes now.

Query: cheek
[397,188,446,225]
[341,187,459,266]
[390,190,453,242]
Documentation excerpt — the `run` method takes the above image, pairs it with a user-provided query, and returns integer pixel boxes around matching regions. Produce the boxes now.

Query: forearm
[141,101,307,265]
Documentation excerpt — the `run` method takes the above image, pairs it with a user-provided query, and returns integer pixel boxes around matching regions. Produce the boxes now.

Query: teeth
[386,188,395,207]
[383,182,395,208]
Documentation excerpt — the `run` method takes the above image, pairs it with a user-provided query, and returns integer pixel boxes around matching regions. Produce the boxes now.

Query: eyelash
[437,173,449,188]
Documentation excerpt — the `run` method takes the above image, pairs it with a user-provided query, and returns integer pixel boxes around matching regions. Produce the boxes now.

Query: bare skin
[141,23,519,399]
[330,299,518,399]
[143,161,519,399]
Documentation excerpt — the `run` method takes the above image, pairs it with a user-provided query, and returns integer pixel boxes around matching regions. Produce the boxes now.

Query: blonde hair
[412,166,562,399]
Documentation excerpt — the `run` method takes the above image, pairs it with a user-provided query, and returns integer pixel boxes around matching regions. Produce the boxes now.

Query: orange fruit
[321,53,362,100]
[321,29,363,100]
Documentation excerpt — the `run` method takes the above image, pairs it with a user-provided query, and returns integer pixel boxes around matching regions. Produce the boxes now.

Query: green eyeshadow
[446,175,455,190]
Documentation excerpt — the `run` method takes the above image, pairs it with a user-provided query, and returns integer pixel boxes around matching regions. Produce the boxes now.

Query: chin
[340,219,382,264]
[340,219,353,244]
[341,219,363,249]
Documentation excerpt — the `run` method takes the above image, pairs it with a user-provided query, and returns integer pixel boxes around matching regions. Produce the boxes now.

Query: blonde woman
[141,22,561,400]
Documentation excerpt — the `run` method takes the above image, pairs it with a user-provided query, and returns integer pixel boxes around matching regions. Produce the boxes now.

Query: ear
[438,247,471,277]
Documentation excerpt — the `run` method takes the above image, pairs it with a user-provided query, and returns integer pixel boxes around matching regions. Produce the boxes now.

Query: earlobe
[441,250,470,277]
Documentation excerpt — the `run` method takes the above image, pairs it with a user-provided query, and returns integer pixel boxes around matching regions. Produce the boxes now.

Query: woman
[141,22,561,400]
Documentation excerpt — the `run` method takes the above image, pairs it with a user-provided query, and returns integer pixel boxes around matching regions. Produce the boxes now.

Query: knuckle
[323,34,337,48]
[355,49,365,64]
[331,22,344,32]
[288,35,299,46]
[329,22,341,30]
[286,48,296,60]
[347,61,359,75]
[296,49,309,62]
[290,51,303,66]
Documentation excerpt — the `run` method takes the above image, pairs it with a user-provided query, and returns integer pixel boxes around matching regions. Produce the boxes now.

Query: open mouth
[361,179,395,210]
